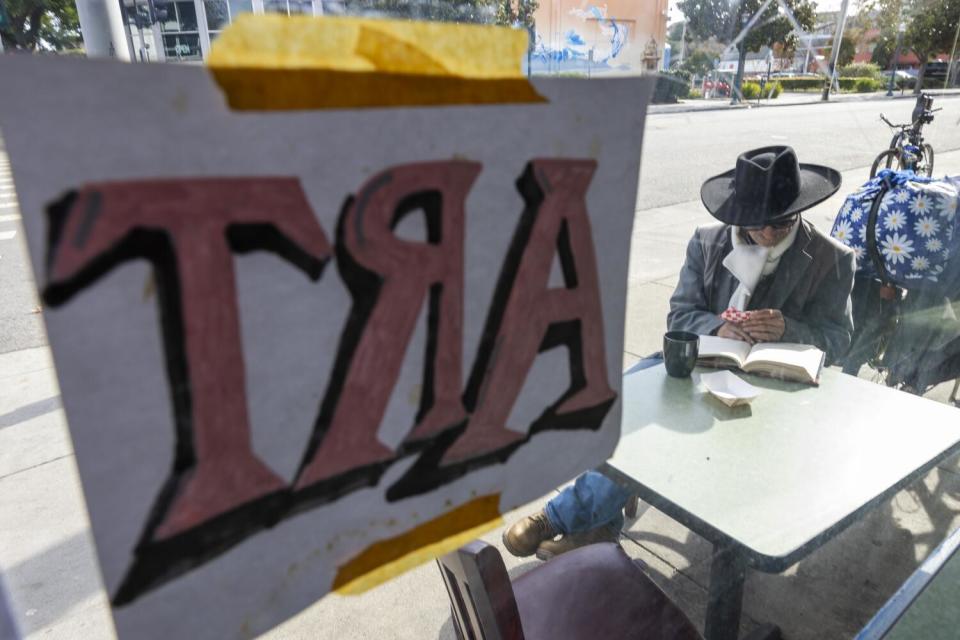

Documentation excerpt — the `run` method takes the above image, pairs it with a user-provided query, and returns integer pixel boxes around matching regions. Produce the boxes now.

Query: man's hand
[741,309,786,342]
[716,321,755,344]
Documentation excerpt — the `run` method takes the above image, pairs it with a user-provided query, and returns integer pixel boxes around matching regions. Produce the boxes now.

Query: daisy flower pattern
[914,216,940,238]
[859,224,868,243]
[926,237,943,252]
[911,256,930,271]
[840,200,852,218]
[880,233,914,265]
[851,245,865,261]
[909,194,932,216]
[850,207,864,222]
[939,195,958,220]
[894,189,911,203]
[883,210,905,231]
[832,220,853,244]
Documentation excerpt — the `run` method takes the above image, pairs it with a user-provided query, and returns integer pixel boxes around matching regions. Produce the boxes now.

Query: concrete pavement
[649,87,960,115]
[4,146,960,639]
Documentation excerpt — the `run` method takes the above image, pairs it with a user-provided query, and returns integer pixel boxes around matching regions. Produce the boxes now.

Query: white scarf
[722,221,800,311]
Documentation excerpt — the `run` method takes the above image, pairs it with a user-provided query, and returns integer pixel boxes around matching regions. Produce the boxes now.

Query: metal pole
[887,26,904,96]
[945,18,960,89]
[822,0,850,101]
[678,20,687,65]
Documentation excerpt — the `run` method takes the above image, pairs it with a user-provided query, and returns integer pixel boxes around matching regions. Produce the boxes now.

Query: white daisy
[943,248,951,261]
[914,216,940,238]
[832,220,854,244]
[909,194,933,216]
[911,256,930,271]
[859,224,869,243]
[840,200,853,218]
[850,207,864,222]
[884,210,906,231]
[880,233,914,265]
[939,195,958,220]
[894,189,911,203]
[879,195,894,212]
[926,238,943,252]
[851,245,865,261]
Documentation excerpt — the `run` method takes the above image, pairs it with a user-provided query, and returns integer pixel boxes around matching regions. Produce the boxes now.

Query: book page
[697,335,753,368]
[743,343,824,381]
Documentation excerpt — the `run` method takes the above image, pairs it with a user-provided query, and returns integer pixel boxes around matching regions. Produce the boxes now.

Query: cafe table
[854,522,960,640]
[597,365,960,640]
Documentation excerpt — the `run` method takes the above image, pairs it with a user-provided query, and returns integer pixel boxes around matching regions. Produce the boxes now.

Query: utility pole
[945,18,960,89]
[822,0,851,101]
[887,21,906,96]
[731,11,750,105]
[678,20,687,65]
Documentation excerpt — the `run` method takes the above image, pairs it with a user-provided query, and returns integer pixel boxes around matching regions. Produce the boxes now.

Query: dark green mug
[663,331,699,378]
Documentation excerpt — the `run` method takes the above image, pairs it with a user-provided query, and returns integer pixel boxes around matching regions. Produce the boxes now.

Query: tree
[681,49,715,75]
[341,0,535,25]
[862,0,960,92]
[678,0,816,101]
[0,0,80,51]
[838,33,857,67]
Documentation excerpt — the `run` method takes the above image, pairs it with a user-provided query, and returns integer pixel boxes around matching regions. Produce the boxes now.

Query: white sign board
[0,55,651,639]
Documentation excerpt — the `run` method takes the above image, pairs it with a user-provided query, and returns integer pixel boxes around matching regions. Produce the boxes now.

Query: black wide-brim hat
[701,146,842,226]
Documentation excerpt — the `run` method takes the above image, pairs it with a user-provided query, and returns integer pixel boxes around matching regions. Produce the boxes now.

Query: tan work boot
[535,525,620,561]
[502,510,558,557]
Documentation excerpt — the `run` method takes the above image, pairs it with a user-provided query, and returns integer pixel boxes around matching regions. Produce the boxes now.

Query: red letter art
[43,178,332,544]
[444,159,615,463]
[296,161,480,490]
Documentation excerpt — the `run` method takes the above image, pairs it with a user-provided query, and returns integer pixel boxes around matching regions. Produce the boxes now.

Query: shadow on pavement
[0,396,60,430]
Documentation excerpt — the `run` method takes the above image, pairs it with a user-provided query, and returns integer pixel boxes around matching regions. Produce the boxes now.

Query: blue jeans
[544,471,631,534]
[543,355,661,534]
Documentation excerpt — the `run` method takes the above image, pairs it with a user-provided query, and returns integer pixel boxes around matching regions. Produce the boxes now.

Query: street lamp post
[887,21,906,97]
[731,11,750,105]
[945,18,960,89]
[822,0,851,101]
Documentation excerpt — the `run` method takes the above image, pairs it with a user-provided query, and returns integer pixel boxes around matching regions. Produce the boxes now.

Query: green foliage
[862,0,960,92]
[0,0,80,51]
[840,62,881,78]
[677,0,816,56]
[741,81,761,99]
[778,77,825,91]
[765,80,783,98]
[688,88,704,99]
[653,70,692,104]
[837,34,857,67]
[679,50,715,76]
[854,77,883,92]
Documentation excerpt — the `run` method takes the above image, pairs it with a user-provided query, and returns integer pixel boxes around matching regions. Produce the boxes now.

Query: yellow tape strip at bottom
[333,494,503,595]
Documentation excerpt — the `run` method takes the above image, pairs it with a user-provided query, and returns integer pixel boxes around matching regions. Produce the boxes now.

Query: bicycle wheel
[920,143,934,176]
[870,149,901,178]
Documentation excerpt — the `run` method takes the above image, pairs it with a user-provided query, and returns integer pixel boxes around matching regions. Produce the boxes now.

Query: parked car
[701,78,730,97]
[925,61,948,81]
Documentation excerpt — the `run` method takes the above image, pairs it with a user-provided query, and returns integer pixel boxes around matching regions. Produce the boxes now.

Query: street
[4,95,960,640]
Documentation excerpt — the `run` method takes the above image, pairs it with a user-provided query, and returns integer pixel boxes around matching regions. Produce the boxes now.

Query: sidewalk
[4,157,960,639]
[649,87,960,115]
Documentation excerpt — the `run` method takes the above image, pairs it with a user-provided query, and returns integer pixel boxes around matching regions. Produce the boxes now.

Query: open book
[697,335,825,385]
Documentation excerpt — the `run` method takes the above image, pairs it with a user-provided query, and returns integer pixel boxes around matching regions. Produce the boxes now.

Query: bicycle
[869,93,940,178]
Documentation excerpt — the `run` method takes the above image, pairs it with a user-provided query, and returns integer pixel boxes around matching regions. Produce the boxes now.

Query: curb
[649,89,960,115]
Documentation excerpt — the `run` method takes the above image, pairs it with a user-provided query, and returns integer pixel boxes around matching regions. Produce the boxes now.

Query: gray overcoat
[667,220,856,364]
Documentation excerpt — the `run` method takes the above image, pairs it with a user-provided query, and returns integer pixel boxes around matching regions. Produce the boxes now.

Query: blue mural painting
[530,4,631,74]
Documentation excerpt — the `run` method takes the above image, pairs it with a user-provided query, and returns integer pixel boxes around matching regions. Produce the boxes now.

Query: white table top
[606,366,960,569]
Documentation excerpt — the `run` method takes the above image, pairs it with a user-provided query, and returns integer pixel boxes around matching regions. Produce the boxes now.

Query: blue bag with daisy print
[830,169,960,292]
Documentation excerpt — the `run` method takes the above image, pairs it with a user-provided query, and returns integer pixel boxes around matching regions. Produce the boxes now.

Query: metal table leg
[704,544,747,640]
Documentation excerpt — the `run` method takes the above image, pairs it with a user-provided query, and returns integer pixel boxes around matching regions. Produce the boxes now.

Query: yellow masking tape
[208,14,544,109]
[332,494,503,595]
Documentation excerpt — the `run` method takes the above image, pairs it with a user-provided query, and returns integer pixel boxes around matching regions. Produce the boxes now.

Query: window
[204,0,253,39]
[263,0,314,15]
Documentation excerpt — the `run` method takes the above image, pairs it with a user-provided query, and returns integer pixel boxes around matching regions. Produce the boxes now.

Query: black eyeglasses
[742,215,798,231]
